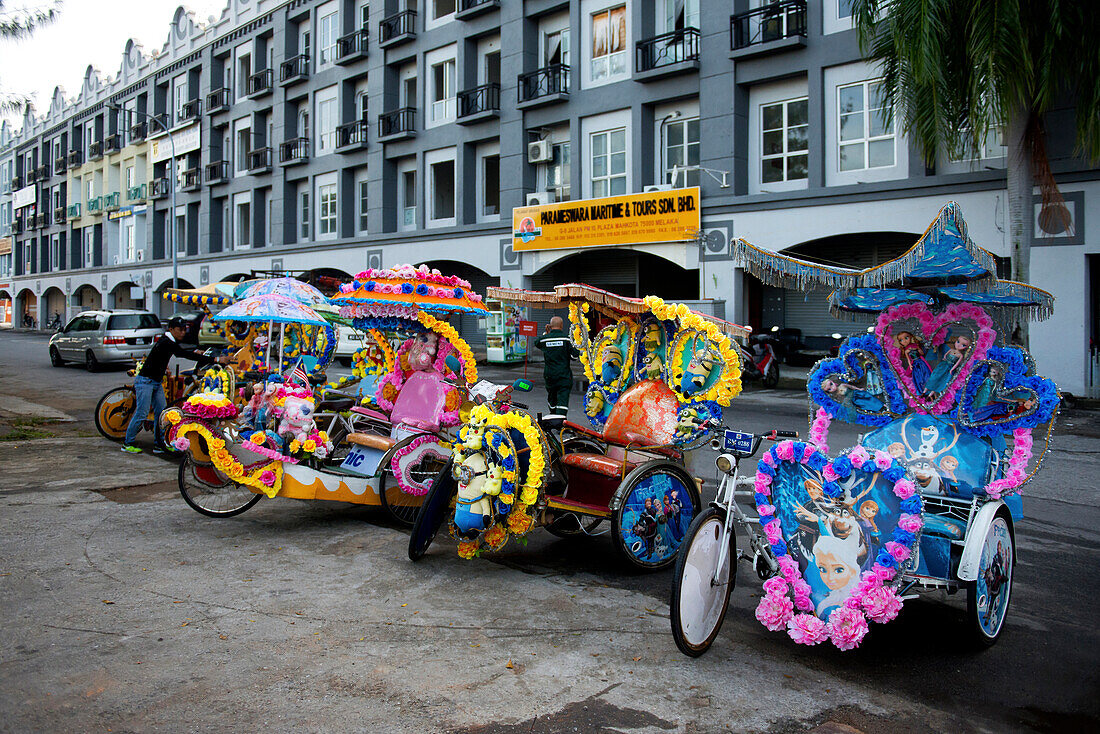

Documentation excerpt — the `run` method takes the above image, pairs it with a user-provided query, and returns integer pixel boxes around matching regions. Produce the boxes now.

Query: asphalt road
[1,330,1098,733]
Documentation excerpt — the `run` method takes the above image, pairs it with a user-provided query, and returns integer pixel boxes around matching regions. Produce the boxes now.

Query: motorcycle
[737,335,780,388]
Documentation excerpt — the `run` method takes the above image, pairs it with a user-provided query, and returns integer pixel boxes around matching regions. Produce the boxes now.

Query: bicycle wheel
[612,464,700,571]
[408,459,456,561]
[178,453,262,518]
[382,435,450,527]
[966,509,1014,648]
[95,386,136,441]
[671,507,736,657]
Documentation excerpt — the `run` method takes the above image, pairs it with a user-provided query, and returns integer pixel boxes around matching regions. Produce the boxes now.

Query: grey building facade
[2,0,1097,394]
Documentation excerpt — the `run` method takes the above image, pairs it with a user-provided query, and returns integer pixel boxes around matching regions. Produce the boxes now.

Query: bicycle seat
[539,414,566,432]
[317,397,355,412]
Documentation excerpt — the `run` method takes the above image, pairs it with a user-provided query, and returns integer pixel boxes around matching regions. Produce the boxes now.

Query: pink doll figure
[406,332,439,371]
[277,396,318,446]
[812,535,862,618]
[896,331,932,394]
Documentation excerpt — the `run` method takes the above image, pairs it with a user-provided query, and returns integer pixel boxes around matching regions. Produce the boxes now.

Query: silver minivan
[49,310,163,371]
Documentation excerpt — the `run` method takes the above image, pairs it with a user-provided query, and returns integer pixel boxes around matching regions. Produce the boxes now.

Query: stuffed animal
[277,396,318,446]
[453,452,503,536]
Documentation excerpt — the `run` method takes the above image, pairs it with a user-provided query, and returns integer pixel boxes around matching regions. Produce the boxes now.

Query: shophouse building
[1,0,1096,394]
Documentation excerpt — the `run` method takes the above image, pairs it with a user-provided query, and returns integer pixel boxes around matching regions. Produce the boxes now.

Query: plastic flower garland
[808,407,831,454]
[644,296,742,406]
[390,434,453,496]
[982,428,1034,499]
[288,428,332,460]
[807,335,907,427]
[418,311,478,385]
[753,440,923,650]
[876,302,994,415]
[956,346,1059,437]
[201,368,233,397]
[568,302,596,382]
[169,420,284,498]
[183,392,239,420]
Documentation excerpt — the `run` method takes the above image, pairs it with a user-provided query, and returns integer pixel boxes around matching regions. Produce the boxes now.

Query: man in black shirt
[534,316,578,416]
[122,316,228,454]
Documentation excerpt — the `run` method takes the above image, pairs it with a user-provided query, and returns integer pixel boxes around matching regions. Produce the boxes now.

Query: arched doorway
[15,288,37,329]
[74,284,103,312]
[110,281,145,310]
[0,288,13,327]
[420,260,498,349]
[531,249,699,301]
[304,267,353,296]
[745,231,920,340]
[154,278,196,318]
[41,287,66,329]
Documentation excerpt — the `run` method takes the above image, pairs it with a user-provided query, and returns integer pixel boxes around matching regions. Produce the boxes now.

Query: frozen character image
[791,478,830,559]
[632,512,660,559]
[968,362,1011,421]
[857,500,881,547]
[664,489,685,542]
[981,540,1011,627]
[811,535,862,618]
[939,455,960,493]
[896,330,933,393]
[922,334,972,399]
[887,442,906,460]
[822,376,884,417]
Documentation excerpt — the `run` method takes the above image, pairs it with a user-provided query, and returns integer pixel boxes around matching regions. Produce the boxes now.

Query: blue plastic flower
[832,456,853,478]
[502,455,516,470]
[791,441,807,458]
[757,462,776,478]
[365,280,376,291]
[401,283,414,294]
[415,283,431,296]
[876,550,897,569]
[454,288,464,299]
[807,452,827,472]
[883,466,905,483]
[823,481,843,498]
[754,492,769,507]
[894,529,915,545]
[771,541,788,557]
[900,497,922,514]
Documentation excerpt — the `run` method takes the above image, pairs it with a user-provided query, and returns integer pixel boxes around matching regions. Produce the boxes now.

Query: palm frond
[0,0,60,40]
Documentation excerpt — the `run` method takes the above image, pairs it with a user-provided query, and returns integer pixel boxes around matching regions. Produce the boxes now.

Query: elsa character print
[923,334,972,399]
[812,535,862,618]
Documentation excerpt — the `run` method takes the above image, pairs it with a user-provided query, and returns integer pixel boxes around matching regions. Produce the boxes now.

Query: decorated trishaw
[670,202,1060,654]
[164,264,488,527]
[408,284,748,570]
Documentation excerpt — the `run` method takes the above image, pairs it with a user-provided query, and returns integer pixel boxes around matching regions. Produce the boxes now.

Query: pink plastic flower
[777,555,800,578]
[885,541,910,562]
[260,469,276,486]
[757,504,775,518]
[871,563,897,584]
[792,591,814,613]
[762,576,788,596]
[173,436,191,451]
[822,464,838,482]
[763,521,783,544]
[776,441,795,461]
[755,471,772,486]
[893,478,916,499]
[849,446,869,467]
[873,450,893,470]
[754,478,771,496]
[787,614,829,645]
[801,444,818,464]
[828,606,869,650]
[862,585,903,623]
[760,453,776,468]
[755,592,794,632]
[897,514,923,533]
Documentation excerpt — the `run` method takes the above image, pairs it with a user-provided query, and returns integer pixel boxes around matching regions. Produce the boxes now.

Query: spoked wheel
[95,386,136,441]
[178,453,262,518]
[967,510,1014,647]
[381,435,451,527]
[763,363,780,389]
[408,459,456,561]
[545,513,603,538]
[612,463,700,570]
[671,507,737,657]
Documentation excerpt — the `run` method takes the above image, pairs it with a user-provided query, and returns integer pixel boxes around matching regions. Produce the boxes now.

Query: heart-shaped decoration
[958,346,1060,436]
[876,302,995,414]
[808,335,905,426]
[753,441,923,650]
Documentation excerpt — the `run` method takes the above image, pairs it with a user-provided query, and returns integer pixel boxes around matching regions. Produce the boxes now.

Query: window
[84,121,95,157]
[591,6,626,81]
[173,73,187,124]
[358,179,369,232]
[298,106,310,139]
[175,209,186,254]
[485,51,501,85]
[838,80,894,171]
[433,0,455,20]
[83,227,93,266]
[300,28,311,59]
[429,160,455,222]
[482,154,499,217]
[49,235,59,271]
[234,196,251,249]
[837,0,855,19]
[403,76,417,108]
[123,220,135,262]
[318,182,337,236]
[662,0,699,32]
[430,59,456,123]
[947,127,1006,162]
[316,87,337,154]
[299,189,310,240]
[356,92,368,121]
[761,98,808,183]
[237,53,251,98]
[545,29,570,66]
[235,120,252,172]
[665,117,700,187]
[318,11,338,68]
[125,166,135,190]
[591,128,626,198]
[401,170,416,229]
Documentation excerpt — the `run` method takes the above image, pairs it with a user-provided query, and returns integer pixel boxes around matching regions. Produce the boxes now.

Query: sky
[0,0,227,126]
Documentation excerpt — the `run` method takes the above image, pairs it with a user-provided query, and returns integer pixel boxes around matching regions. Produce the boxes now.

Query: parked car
[334,324,368,366]
[49,310,162,372]
[769,326,845,367]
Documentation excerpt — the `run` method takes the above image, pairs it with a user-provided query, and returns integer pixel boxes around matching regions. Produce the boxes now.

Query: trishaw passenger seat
[317,396,356,412]
[601,380,679,448]
[389,369,448,432]
[347,432,397,451]
[351,405,390,421]
[560,452,634,478]
[539,414,567,432]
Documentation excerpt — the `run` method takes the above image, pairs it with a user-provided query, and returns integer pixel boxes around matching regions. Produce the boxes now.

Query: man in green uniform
[534,315,578,416]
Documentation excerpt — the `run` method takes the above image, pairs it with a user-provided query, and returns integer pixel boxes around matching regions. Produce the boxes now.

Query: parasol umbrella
[237,277,328,306]
[330,263,489,318]
[211,293,329,372]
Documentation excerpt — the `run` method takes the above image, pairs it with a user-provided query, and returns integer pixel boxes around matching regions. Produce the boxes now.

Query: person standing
[534,315,578,416]
[122,316,228,454]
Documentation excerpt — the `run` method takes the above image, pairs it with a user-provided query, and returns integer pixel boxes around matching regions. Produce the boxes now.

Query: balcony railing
[246,69,274,98]
[87,196,103,213]
[150,178,170,199]
[34,212,48,228]
[636,28,700,74]
[379,10,416,47]
[207,87,230,113]
[53,155,67,174]
[280,54,310,84]
[456,0,500,20]
[26,168,37,184]
[378,108,415,140]
[67,149,82,167]
[104,192,121,210]
[247,147,272,172]
[11,219,23,234]
[205,160,229,184]
[337,28,368,64]
[280,137,310,165]
[457,83,500,122]
[54,205,66,222]
[67,203,81,219]
[36,163,51,180]
[11,174,22,189]
[181,168,201,190]
[89,141,103,160]
[104,133,122,153]
[180,98,202,121]
[127,184,146,201]
[336,120,369,152]
[517,64,570,106]
[130,121,147,141]
[149,113,169,134]
[730,0,807,51]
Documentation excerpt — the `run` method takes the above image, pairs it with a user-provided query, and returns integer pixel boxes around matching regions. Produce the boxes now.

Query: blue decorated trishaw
[671,202,1059,653]
[408,284,750,570]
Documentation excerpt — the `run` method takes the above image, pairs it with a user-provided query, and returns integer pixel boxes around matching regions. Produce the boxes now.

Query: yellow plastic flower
[483,524,508,549]
[290,439,302,453]
[318,431,329,444]
[250,432,266,445]
[165,411,181,425]
[507,510,533,535]
[457,540,479,559]
[520,485,538,506]
[303,439,317,453]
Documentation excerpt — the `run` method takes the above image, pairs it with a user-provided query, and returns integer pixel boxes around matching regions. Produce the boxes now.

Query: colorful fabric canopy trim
[331,263,487,314]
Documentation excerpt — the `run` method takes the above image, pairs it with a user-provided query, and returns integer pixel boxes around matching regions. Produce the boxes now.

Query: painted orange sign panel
[512,187,701,252]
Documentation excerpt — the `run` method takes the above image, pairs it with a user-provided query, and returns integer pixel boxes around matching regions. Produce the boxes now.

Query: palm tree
[0,1,61,113]
[851,0,1100,342]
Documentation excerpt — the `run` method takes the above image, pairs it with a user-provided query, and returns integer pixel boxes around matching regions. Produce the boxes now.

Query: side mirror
[511,378,532,393]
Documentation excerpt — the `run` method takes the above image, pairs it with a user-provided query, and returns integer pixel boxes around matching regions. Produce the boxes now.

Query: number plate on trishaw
[723,430,754,454]
[340,444,382,476]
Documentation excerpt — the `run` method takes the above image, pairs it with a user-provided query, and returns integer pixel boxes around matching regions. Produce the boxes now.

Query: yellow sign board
[512,187,701,252]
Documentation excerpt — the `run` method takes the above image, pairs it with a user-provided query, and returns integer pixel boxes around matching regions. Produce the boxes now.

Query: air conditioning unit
[643,184,674,193]
[527,140,552,164]
[526,191,556,206]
